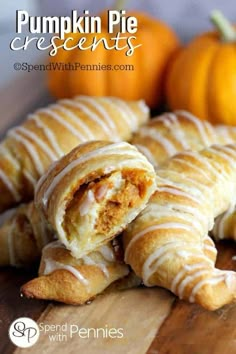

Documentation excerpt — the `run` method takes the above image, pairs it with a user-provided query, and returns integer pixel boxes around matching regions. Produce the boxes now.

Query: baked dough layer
[35,141,156,258]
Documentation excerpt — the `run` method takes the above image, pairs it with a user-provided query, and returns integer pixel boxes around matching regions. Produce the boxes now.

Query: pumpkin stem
[114,0,128,10]
[210,10,236,42]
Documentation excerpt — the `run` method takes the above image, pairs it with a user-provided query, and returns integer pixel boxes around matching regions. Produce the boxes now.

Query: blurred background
[1,0,236,88]
[0,0,235,133]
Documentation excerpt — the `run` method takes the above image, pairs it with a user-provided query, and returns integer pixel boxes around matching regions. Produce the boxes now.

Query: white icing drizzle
[23,170,37,187]
[224,271,236,292]
[125,223,193,262]
[174,204,209,226]
[29,113,64,157]
[137,99,149,117]
[44,240,66,250]
[0,145,19,166]
[8,128,45,175]
[169,132,190,150]
[217,145,236,158]
[178,150,225,181]
[16,126,57,161]
[53,104,90,141]
[110,97,138,129]
[154,113,190,150]
[141,200,208,231]
[39,106,85,141]
[152,114,173,128]
[134,144,157,167]
[2,143,37,188]
[171,263,207,293]
[177,269,211,299]
[43,241,118,282]
[213,203,236,240]
[99,97,134,130]
[203,244,217,255]
[140,207,203,234]
[63,99,111,137]
[78,96,118,140]
[139,127,177,157]
[157,169,211,200]
[203,236,217,255]
[43,258,89,285]
[42,142,145,209]
[172,158,213,182]
[207,146,235,168]
[175,110,210,146]
[189,274,225,303]
[124,141,236,305]
[82,255,109,278]
[156,186,200,205]
[35,160,60,196]
[0,169,21,201]
[175,251,213,265]
[142,243,181,286]
[99,245,115,262]
[204,121,218,143]
[215,126,236,144]
[142,242,211,286]
[59,101,95,140]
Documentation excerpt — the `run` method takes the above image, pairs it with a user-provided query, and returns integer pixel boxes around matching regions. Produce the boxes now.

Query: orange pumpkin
[48,8,179,109]
[166,10,236,125]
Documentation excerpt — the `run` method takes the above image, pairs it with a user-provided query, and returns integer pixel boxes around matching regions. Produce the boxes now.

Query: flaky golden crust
[123,144,236,310]
[131,110,236,167]
[2,111,236,268]
[21,241,130,305]
[35,141,156,258]
[212,209,236,241]
[0,202,54,267]
[131,111,236,242]
[0,96,149,212]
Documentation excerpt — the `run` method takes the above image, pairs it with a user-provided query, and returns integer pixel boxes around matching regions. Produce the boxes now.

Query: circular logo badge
[9,317,40,348]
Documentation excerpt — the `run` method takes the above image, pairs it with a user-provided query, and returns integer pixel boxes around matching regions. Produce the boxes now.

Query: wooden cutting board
[0,242,235,354]
[0,74,236,354]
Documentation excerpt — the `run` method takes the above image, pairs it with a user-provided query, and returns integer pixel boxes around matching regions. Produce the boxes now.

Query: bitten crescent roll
[0,96,149,212]
[35,141,157,259]
[131,110,236,241]
[1,111,236,268]
[21,240,130,305]
[123,144,236,310]
[0,202,54,267]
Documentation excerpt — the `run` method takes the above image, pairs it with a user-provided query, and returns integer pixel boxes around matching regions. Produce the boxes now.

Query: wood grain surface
[0,266,48,354]
[0,243,235,354]
[15,288,174,354]
[147,241,236,354]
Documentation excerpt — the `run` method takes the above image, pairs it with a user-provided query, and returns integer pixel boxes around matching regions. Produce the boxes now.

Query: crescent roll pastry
[123,144,236,310]
[0,202,54,267]
[21,240,130,305]
[0,96,149,212]
[212,208,236,241]
[131,110,236,167]
[35,141,156,259]
[131,110,236,241]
